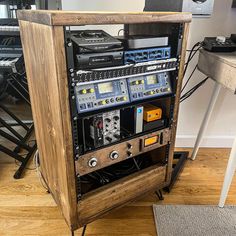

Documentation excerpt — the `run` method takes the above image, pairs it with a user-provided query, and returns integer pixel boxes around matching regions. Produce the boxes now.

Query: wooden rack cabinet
[18,10,191,231]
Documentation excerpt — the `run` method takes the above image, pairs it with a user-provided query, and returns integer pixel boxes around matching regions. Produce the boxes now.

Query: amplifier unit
[75,79,129,113]
[71,30,123,53]
[75,58,177,83]
[85,110,121,149]
[76,51,124,69]
[128,72,172,102]
[117,35,169,50]
[124,47,171,64]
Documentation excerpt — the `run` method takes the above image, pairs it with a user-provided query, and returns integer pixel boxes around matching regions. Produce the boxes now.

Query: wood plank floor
[0,147,235,236]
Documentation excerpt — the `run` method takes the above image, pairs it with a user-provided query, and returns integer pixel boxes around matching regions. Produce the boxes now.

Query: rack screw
[67,42,72,47]
[73,117,77,121]
[72,96,75,99]
[70,68,74,73]
[72,83,75,87]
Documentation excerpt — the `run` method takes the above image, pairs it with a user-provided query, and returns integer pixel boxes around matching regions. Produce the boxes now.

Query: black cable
[180,77,209,103]
[181,65,197,93]
[183,42,202,77]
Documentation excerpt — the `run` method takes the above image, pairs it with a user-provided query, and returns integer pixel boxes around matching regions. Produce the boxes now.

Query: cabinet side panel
[167,23,190,180]
[19,20,78,229]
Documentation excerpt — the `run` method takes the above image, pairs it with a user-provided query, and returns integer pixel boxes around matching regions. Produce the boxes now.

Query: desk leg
[219,138,236,208]
[191,83,221,160]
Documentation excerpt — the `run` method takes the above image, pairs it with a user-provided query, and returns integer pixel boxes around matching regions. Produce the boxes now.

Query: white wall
[62,0,236,148]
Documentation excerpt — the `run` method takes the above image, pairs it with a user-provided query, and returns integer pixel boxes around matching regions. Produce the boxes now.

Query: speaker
[232,0,236,8]
[144,0,215,17]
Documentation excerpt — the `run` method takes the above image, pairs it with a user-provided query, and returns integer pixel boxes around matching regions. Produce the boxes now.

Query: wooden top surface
[198,49,236,92]
[17,10,192,26]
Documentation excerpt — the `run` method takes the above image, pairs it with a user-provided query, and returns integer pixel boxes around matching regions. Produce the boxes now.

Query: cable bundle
[181,41,209,103]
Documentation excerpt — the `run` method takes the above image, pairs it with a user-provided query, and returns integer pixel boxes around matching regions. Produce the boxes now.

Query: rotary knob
[127,151,133,157]
[88,157,98,168]
[110,151,119,160]
[127,143,133,149]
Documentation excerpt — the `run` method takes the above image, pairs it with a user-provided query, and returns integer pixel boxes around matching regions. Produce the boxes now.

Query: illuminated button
[80,89,87,94]
[148,91,154,95]
[99,100,106,105]
[167,88,171,92]
[140,80,144,84]
[132,81,139,85]
[89,88,95,93]
[122,96,127,101]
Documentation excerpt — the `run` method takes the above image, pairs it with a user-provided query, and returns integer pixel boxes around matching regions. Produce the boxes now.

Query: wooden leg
[219,138,236,208]
[191,83,221,160]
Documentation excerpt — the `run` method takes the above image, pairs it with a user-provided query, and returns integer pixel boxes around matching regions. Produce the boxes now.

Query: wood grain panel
[18,21,78,230]
[78,165,166,226]
[17,10,192,26]
[76,128,170,176]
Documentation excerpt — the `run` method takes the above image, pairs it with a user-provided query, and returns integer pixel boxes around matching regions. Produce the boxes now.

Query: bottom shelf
[77,164,167,226]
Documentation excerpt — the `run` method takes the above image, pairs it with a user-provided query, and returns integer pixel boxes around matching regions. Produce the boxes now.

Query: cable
[34,150,49,191]
[181,65,197,93]
[183,42,202,77]
[180,77,209,103]
[118,29,125,36]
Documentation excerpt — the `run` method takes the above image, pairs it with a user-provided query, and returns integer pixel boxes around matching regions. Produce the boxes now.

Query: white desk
[191,49,236,207]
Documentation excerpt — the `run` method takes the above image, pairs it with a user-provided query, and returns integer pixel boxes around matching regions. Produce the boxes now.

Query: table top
[198,49,236,93]
[17,10,192,26]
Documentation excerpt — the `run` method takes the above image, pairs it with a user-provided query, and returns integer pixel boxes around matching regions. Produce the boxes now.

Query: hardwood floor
[0,147,235,236]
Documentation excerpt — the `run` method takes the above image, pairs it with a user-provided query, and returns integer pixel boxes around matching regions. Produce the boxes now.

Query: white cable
[34,149,49,191]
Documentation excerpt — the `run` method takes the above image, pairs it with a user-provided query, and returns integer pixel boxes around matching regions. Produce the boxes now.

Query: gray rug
[153,205,236,236]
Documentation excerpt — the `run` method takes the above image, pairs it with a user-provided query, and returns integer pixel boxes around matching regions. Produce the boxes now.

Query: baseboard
[175,135,235,148]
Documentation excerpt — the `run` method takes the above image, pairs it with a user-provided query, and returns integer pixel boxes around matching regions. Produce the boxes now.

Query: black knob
[113,116,119,121]
[110,151,119,160]
[88,157,98,168]
[114,134,120,139]
[106,137,112,142]
[127,143,133,149]
[127,151,133,157]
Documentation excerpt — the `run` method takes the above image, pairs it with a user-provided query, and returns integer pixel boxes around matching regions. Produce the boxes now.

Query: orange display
[143,104,162,122]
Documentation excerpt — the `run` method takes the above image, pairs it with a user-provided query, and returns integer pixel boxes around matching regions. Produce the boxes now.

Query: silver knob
[110,151,119,160]
[88,157,98,168]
